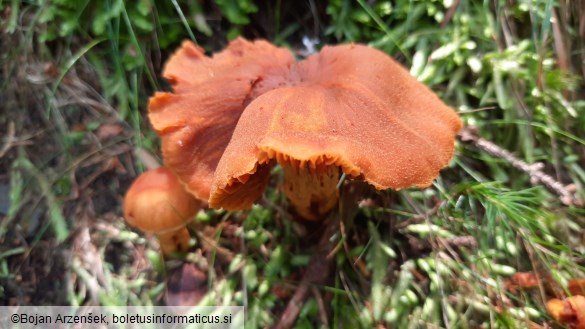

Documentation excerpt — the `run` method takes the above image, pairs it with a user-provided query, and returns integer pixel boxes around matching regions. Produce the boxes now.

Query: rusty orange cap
[123,167,201,234]
[209,44,462,210]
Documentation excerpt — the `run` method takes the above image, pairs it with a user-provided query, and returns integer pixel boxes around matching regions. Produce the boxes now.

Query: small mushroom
[123,167,201,254]
[547,296,585,329]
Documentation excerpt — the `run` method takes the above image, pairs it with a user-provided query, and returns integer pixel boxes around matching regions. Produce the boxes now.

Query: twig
[196,226,235,263]
[439,0,461,29]
[0,122,15,159]
[275,218,339,329]
[312,286,329,328]
[437,236,477,249]
[0,122,36,159]
[459,126,582,207]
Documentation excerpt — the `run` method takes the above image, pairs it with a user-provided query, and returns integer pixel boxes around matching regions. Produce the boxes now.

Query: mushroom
[209,43,462,219]
[149,39,462,220]
[547,296,585,329]
[123,167,201,254]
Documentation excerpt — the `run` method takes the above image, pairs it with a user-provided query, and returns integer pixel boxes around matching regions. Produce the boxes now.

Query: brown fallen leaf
[165,263,208,306]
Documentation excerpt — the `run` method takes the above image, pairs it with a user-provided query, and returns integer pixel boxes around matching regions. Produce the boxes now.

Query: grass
[1,0,585,328]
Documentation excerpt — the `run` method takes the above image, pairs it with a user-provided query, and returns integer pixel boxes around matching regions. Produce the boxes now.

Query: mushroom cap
[209,44,462,210]
[148,38,295,200]
[123,167,201,234]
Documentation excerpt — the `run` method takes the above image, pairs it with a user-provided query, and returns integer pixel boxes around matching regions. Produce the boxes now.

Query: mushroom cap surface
[209,44,462,209]
[149,38,295,200]
[123,167,201,234]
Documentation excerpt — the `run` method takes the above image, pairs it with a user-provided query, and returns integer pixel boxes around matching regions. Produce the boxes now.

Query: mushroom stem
[157,227,191,255]
[281,163,339,220]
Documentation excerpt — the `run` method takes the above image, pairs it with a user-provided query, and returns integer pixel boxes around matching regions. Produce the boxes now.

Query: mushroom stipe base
[158,227,191,255]
[281,164,340,220]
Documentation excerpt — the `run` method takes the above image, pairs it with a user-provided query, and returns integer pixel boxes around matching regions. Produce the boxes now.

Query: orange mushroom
[149,39,462,220]
[123,167,201,254]
[547,296,585,329]
[209,43,462,219]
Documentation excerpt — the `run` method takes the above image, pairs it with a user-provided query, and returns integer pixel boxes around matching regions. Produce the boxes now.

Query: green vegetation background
[1,0,584,328]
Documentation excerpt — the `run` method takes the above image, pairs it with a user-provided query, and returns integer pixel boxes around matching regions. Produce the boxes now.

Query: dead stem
[459,126,583,207]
